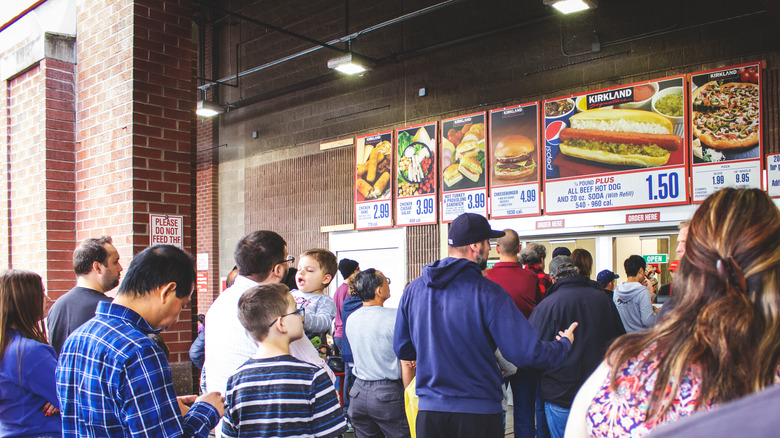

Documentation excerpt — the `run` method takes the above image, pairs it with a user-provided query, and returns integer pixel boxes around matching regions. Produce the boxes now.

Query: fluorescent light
[197,101,223,117]
[327,53,370,75]
[544,0,596,14]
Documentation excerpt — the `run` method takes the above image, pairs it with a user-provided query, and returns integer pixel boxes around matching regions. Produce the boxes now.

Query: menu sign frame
[767,154,780,198]
[542,75,690,215]
[440,111,488,222]
[395,122,438,226]
[354,131,394,230]
[689,62,763,203]
[488,102,542,218]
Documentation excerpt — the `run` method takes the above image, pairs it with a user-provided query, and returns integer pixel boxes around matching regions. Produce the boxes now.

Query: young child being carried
[222,283,347,438]
[292,249,338,345]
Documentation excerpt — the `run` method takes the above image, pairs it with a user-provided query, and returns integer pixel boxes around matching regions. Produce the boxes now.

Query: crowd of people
[1,188,780,438]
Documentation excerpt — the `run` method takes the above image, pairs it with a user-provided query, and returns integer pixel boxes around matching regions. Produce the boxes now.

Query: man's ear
[271,264,286,280]
[93,260,104,274]
[322,274,332,286]
[158,282,178,303]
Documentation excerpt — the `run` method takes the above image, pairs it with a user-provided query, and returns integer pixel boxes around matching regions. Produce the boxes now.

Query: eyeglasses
[268,306,305,327]
[276,256,295,266]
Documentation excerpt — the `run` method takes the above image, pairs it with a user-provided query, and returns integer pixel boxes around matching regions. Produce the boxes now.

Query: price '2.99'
[373,203,390,219]
[646,173,679,201]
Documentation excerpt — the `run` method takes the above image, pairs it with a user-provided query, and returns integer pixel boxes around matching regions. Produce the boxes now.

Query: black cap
[338,258,359,279]
[552,247,572,258]
[448,213,505,247]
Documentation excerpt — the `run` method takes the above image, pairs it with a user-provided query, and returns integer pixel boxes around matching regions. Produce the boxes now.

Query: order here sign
[150,214,183,247]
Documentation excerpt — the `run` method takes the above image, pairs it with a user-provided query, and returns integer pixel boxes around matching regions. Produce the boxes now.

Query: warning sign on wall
[150,214,183,247]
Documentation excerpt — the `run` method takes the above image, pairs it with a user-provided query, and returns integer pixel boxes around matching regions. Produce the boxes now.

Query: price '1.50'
[646,173,679,201]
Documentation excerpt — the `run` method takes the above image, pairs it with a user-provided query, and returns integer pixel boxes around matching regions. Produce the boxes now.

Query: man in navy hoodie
[394,213,577,438]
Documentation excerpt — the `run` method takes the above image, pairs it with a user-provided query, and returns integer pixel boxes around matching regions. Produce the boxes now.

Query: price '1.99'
[646,173,680,201]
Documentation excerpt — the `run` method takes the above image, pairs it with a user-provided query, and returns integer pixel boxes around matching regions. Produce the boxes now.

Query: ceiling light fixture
[197,100,223,117]
[543,0,596,14]
[327,52,371,75]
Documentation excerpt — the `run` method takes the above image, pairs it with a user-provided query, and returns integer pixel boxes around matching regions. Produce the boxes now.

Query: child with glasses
[221,283,347,438]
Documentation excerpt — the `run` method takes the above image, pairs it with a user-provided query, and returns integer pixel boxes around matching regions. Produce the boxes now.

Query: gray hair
[549,256,580,281]
[520,242,546,265]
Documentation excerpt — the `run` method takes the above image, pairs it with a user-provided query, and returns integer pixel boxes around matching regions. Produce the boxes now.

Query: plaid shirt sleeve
[119,343,219,437]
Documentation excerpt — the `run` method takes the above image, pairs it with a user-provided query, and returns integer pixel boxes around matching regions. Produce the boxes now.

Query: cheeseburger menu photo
[544,76,687,180]
[489,104,540,186]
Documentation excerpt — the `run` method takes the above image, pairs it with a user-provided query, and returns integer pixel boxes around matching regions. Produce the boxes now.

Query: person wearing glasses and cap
[394,213,578,438]
[205,231,335,437]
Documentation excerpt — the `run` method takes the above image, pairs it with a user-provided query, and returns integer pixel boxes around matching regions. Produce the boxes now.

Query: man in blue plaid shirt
[56,244,225,437]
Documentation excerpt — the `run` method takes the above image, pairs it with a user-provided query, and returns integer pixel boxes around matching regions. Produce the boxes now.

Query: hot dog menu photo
[355,131,393,230]
[543,75,690,214]
[441,112,488,222]
[395,122,437,226]
[690,62,762,202]
[489,103,541,218]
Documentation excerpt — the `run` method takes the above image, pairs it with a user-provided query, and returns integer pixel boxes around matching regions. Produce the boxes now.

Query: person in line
[340,277,363,431]
[189,314,205,370]
[346,269,413,438]
[56,245,224,437]
[0,270,62,438]
[485,229,542,438]
[395,213,577,438]
[528,257,624,438]
[612,255,657,333]
[333,258,359,357]
[571,249,603,290]
[566,188,780,438]
[47,236,123,354]
[225,266,239,289]
[552,247,571,259]
[522,242,553,296]
[222,283,347,438]
[292,249,338,343]
[596,270,619,300]
[206,232,334,435]
[675,221,689,259]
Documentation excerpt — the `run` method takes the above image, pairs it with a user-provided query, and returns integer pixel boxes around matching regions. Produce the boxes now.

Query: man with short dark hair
[56,244,224,437]
[521,242,553,296]
[485,229,542,438]
[614,255,657,332]
[529,257,625,438]
[394,213,577,438]
[206,231,334,437]
[47,236,123,354]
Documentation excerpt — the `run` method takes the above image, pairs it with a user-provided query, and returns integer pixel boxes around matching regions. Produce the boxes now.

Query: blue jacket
[340,296,363,363]
[394,257,571,414]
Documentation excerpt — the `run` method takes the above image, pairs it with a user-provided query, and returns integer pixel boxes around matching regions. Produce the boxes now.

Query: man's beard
[475,254,488,270]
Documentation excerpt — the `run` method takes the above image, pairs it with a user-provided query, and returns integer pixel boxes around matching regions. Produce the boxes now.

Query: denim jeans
[544,402,570,438]
[510,371,536,437]
[536,380,550,438]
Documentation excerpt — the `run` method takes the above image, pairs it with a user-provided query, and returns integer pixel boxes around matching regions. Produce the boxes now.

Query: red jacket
[486,262,542,318]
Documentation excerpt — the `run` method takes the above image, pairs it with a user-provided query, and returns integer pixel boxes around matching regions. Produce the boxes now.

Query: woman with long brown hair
[0,270,61,437]
[565,188,780,437]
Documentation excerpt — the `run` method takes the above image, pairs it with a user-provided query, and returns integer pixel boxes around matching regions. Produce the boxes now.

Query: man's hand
[177,395,197,415]
[555,322,578,344]
[196,391,225,417]
[41,402,59,417]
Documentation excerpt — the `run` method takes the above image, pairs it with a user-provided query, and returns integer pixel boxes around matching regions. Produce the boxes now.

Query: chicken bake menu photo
[355,131,394,230]
[489,103,542,218]
[395,122,438,226]
[441,112,488,222]
[542,75,690,215]
[690,62,763,202]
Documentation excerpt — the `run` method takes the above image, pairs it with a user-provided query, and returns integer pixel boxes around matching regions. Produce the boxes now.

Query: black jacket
[528,275,625,408]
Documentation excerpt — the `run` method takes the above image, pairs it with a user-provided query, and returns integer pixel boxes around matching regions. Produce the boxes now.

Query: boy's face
[283,296,304,341]
[296,255,332,293]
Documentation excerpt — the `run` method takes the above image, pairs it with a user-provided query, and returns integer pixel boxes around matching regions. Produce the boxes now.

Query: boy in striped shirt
[222,283,348,438]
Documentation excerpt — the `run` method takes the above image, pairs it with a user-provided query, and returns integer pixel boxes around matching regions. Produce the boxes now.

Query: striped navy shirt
[222,355,347,438]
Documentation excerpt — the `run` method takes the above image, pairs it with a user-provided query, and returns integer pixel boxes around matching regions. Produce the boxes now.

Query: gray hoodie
[613,281,656,332]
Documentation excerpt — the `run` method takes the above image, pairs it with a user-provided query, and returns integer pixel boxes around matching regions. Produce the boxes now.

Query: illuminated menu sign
[441,112,488,222]
[355,131,394,229]
[395,123,438,226]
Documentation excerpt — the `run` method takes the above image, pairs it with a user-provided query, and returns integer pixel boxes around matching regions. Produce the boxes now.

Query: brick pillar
[76,0,197,367]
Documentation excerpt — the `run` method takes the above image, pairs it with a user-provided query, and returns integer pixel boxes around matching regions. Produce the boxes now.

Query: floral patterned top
[586,347,780,438]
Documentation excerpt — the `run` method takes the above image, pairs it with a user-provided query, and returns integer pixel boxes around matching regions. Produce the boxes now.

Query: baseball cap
[669,260,679,272]
[549,256,576,278]
[448,213,505,247]
[597,269,619,286]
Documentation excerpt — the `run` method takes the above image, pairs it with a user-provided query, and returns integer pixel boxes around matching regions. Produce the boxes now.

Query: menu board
[440,112,488,222]
[395,123,437,226]
[354,131,393,230]
[690,63,762,202]
[488,103,541,218]
[767,154,780,198]
[543,75,689,214]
